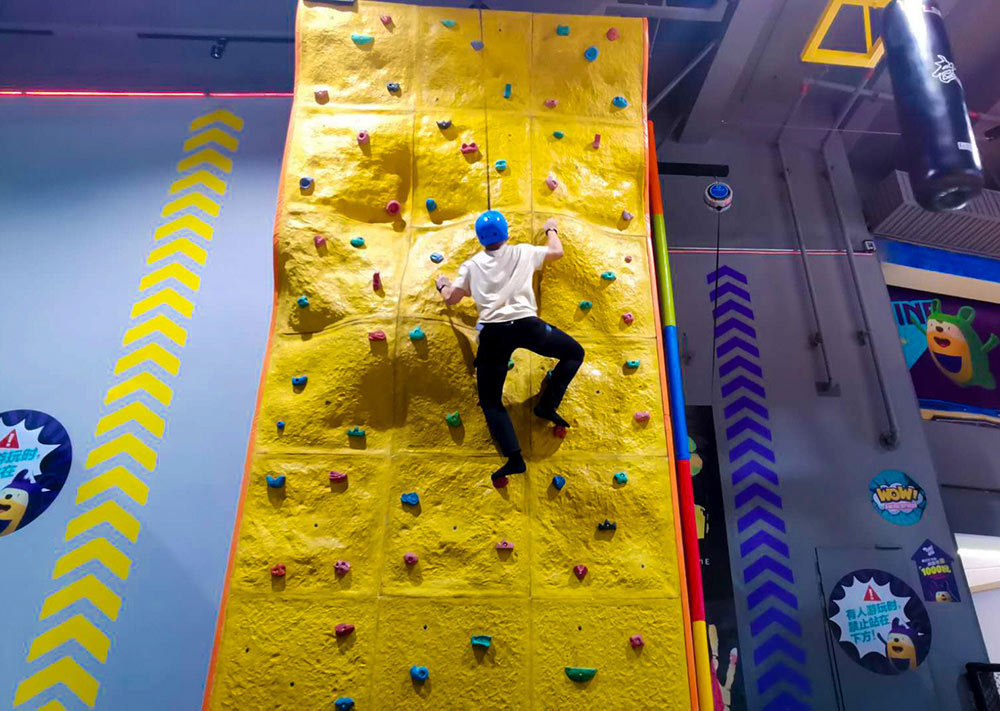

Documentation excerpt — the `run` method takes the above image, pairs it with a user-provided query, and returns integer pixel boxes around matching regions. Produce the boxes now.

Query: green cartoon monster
[910,299,999,389]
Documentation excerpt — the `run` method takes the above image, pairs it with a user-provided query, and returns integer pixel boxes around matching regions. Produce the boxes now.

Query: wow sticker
[869,469,926,526]
[0,410,72,537]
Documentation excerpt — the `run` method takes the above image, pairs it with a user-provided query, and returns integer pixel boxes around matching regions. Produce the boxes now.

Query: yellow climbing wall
[206,2,691,709]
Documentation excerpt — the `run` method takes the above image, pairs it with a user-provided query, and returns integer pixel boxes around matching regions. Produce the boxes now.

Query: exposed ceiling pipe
[648,40,717,112]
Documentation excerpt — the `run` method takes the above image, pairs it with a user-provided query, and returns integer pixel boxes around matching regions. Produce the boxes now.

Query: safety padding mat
[205,2,691,709]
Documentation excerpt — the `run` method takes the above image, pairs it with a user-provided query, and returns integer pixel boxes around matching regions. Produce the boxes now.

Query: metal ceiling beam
[600,0,730,22]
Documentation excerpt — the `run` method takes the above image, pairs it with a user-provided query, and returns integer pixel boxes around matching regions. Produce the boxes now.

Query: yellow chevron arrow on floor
[85,433,157,472]
[146,237,207,266]
[114,342,180,376]
[138,262,201,292]
[176,148,232,174]
[76,466,150,506]
[27,615,111,664]
[65,500,141,543]
[154,213,214,241]
[39,700,67,711]
[104,372,172,407]
[130,287,194,320]
[14,656,100,708]
[169,170,227,196]
[189,109,244,132]
[161,191,221,218]
[95,401,165,438]
[53,538,132,581]
[183,127,240,153]
[122,314,187,348]
[40,575,122,621]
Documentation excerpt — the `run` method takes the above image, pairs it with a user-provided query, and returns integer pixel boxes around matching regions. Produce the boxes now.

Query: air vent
[865,170,1000,257]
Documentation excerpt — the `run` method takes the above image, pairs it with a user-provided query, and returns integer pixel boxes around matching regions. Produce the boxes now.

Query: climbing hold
[504,83,512,99]
[612,96,628,108]
[496,540,514,550]
[495,159,507,172]
[403,552,419,565]
[622,210,634,222]
[357,130,369,145]
[553,131,564,139]
[429,252,444,264]
[507,358,515,370]
[592,133,601,149]
[297,295,309,308]
[373,271,382,292]
[493,476,508,489]
[553,425,567,439]
[368,330,387,341]
[622,312,634,325]
[426,198,437,212]
[606,27,620,41]
[545,370,553,380]
[334,560,351,576]
[445,411,462,428]
[347,426,366,437]
[387,82,400,93]
[277,420,285,430]
[601,271,616,281]
[334,698,355,711]
[461,142,479,154]
[314,88,329,103]
[625,359,640,369]
[335,623,355,637]
[584,46,599,62]
[271,564,286,577]
[409,326,426,341]
[292,375,308,387]
[544,98,558,108]
[624,255,633,263]
[441,19,456,27]
[266,474,285,488]
[597,519,617,531]
[552,475,566,490]
[299,176,314,190]
[400,492,420,506]
[573,565,588,580]
[314,234,326,247]
[565,667,597,682]
[386,199,401,215]
[437,119,452,130]
[630,634,645,649]
[410,666,429,683]
[579,300,593,310]
[471,40,484,51]
[351,33,374,45]
[380,14,392,26]
[634,411,651,423]
[329,471,348,483]
[614,471,629,485]
[556,25,570,36]
[545,175,558,190]
[350,237,365,248]
[471,635,492,649]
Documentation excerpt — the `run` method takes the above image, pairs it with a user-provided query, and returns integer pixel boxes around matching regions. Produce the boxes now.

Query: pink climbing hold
[573,564,588,580]
[606,27,620,41]
[271,564,286,578]
[385,199,401,215]
[335,623,355,637]
[373,271,382,291]
[553,425,567,439]
[357,130,370,144]
[334,560,351,576]
[624,255,632,263]
[460,142,479,155]
[545,175,558,191]
[403,552,419,565]
[621,210,634,222]
[630,634,645,649]
[622,312,635,325]
[380,14,393,26]
[493,476,509,489]
[368,330,387,341]
[592,133,601,149]
[634,410,651,423]
[496,540,514,550]
[314,234,327,247]
[329,471,347,483]
[544,98,558,108]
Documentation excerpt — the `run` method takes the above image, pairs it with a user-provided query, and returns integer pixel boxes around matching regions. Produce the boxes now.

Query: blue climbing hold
[351,33,374,45]
[471,40,484,51]
[553,131,564,139]
[277,420,285,430]
[556,25,570,36]
[409,326,426,341]
[437,119,452,130]
[346,426,365,438]
[552,475,566,490]
[579,300,593,310]
[387,82,400,93]
[430,252,444,264]
[297,295,309,308]
[350,237,365,248]
[334,698,355,711]
[495,159,507,172]
[504,83,512,99]
[584,46,599,62]
[612,96,628,108]
[614,471,628,485]
[292,375,308,387]
[299,176,314,190]
[401,492,420,506]
[410,665,429,682]
[546,369,553,380]
[266,474,286,488]
[441,19,456,27]
[597,519,617,531]
[625,359,640,369]
[601,271,617,281]
[471,635,492,648]
[426,198,437,212]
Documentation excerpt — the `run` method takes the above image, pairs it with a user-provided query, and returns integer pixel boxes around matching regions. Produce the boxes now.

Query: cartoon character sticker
[0,410,72,537]
[827,569,932,675]
[869,469,927,526]
[911,539,961,603]
[910,299,998,390]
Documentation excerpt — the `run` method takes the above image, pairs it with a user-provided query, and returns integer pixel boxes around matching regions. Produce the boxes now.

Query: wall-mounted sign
[827,568,932,674]
[0,409,72,537]
[869,469,926,526]
[911,539,961,602]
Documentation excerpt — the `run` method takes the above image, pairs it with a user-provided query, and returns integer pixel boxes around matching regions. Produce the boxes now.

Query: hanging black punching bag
[883,0,983,211]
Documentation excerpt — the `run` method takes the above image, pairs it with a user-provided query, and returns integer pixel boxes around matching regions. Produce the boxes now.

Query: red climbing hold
[403,552,419,565]
[368,330,387,341]
[592,133,601,149]
[314,234,327,247]
[634,411,651,423]
[314,88,329,103]
[380,14,392,26]
[606,27,620,41]
[373,271,382,291]
[335,623,355,637]
[385,199,401,215]
[573,565,588,580]
[329,471,347,482]
[544,98,558,108]
[271,564,286,577]
[624,255,632,263]
[622,312,634,325]
[553,425,567,439]
[461,142,479,155]
[630,634,645,648]
[493,476,509,489]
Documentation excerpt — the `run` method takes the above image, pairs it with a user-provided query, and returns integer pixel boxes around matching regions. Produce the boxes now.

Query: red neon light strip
[0,90,292,98]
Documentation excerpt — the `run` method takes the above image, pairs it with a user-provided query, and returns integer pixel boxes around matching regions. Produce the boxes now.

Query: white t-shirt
[453,243,548,324]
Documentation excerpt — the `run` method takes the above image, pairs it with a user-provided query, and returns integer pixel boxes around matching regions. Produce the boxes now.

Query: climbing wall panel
[206,2,691,709]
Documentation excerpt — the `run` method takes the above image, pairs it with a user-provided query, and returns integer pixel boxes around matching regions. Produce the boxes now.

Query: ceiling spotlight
[210,37,228,59]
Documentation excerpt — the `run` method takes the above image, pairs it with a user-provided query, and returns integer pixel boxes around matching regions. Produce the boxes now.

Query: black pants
[476,316,585,456]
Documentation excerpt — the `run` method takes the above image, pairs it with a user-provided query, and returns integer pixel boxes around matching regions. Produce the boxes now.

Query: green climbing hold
[351,33,374,45]
[625,359,640,369]
[579,300,593,310]
[441,19,456,27]
[350,237,365,248]
[508,358,515,370]
[565,667,597,682]
[614,471,628,485]
[601,271,617,281]
[445,411,462,427]
[546,369,553,380]
[409,326,426,341]
[556,25,570,36]
[553,131,565,139]
[470,635,492,649]
[347,426,366,438]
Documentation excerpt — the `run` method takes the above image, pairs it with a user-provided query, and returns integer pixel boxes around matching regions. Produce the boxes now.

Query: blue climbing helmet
[475,210,508,246]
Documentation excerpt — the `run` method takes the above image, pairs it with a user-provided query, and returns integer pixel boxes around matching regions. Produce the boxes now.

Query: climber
[435,210,585,483]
